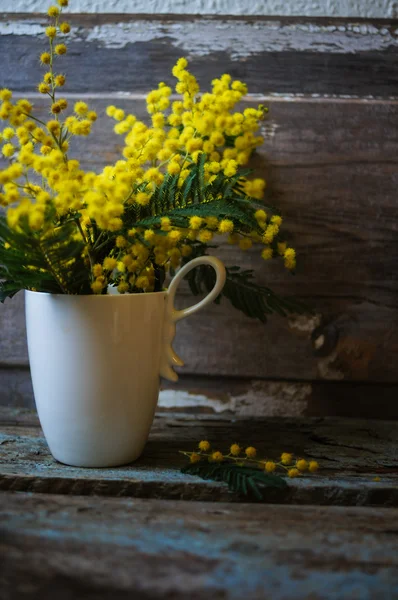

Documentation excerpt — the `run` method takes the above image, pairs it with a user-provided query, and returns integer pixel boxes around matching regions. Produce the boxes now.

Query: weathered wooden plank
[1,287,398,381]
[1,492,398,600]
[1,15,398,97]
[1,97,397,382]
[161,377,398,418]
[2,367,398,421]
[0,408,397,505]
[0,366,33,408]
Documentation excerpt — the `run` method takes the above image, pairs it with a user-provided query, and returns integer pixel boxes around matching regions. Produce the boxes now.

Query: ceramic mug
[25,256,226,467]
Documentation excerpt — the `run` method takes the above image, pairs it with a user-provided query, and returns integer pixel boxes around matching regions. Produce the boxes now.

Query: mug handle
[160,256,226,382]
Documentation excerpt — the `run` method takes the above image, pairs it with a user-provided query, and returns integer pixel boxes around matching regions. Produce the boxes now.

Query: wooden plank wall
[0,14,397,416]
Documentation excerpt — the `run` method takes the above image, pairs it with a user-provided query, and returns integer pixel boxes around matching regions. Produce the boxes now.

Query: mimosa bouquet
[0,0,304,322]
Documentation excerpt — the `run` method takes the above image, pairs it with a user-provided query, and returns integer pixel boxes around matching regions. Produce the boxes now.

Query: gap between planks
[11,92,398,103]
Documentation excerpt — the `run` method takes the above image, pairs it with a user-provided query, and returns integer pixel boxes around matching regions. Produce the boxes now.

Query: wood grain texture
[1,15,398,96]
[1,97,397,383]
[1,408,397,506]
[1,492,398,600]
[2,367,398,420]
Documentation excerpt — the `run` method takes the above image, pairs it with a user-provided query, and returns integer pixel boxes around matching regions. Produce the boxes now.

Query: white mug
[25,256,226,467]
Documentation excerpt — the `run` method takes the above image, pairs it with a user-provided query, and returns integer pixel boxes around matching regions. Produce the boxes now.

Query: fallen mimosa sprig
[180,441,319,500]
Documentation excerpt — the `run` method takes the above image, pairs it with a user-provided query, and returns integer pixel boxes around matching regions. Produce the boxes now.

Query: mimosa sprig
[180,441,319,500]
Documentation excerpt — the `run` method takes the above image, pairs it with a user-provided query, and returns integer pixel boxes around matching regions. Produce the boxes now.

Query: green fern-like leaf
[0,215,88,301]
[185,261,310,322]
[140,156,256,222]
[181,463,287,500]
[135,199,258,231]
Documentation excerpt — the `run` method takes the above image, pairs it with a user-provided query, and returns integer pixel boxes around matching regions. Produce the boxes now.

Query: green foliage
[0,215,88,302]
[137,200,258,231]
[181,462,287,500]
[135,157,258,231]
[0,155,308,323]
[184,258,309,322]
[138,157,211,220]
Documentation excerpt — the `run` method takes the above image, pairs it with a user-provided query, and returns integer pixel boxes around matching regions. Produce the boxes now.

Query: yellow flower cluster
[107,59,264,191]
[0,0,297,298]
[183,441,319,477]
[97,59,296,282]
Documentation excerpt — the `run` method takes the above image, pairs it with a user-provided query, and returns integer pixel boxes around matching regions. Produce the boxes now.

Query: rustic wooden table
[1,407,397,599]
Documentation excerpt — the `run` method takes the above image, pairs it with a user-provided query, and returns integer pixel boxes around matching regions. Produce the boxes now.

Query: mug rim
[25,289,168,298]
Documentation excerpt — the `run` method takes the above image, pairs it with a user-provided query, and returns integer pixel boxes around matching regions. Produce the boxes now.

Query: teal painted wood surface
[1,492,397,599]
[1,408,397,506]
[1,408,397,598]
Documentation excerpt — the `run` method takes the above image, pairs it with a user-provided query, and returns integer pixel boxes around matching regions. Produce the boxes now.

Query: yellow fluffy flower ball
[245,446,257,459]
[198,440,210,452]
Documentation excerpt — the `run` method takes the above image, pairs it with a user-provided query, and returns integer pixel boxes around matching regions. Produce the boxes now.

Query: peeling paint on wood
[0,408,397,506]
[1,492,398,600]
[2,0,398,17]
[158,381,312,416]
[159,388,232,414]
[1,17,397,56]
[2,369,398,419]
[318,350,346,380]
[9,91,398,103]
[226,381,312,417]
[1,15,398,95]
[2,368,398,419]
[288,313,322,336]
